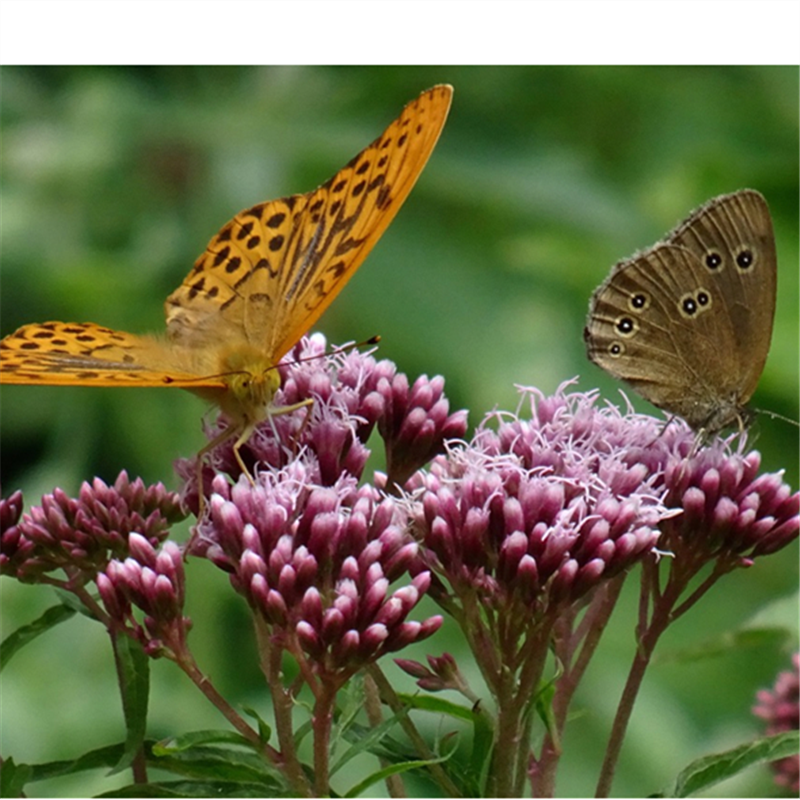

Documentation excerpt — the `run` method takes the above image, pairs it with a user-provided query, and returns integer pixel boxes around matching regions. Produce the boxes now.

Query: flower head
[409,384,674,621]
[659,446,799,564]
[1,472,184,585]
[191,456,441,678]
[177,336,467,512]
[753,652,800,792]
[0,489,26,576]
[97,535,191,658]
[396,651,472,694]
[377,372,469,490]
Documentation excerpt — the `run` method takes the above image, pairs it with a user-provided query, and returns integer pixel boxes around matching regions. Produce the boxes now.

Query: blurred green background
[1,66,798,797]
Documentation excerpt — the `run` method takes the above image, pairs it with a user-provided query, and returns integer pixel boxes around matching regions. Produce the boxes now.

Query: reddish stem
[255,618,312,796]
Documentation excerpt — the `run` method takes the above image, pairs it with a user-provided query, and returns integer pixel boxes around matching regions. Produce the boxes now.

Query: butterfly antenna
[283,335,381,369]
[753,406,800,428]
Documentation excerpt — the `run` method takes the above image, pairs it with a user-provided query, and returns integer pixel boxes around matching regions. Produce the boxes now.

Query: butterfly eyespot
[736,249,754,270]
[629,292,649,311]
[679,294,698,317]
[696,290,710,307]
[614,317,637,337]
[705,251,723,270]
[608,342,624,357]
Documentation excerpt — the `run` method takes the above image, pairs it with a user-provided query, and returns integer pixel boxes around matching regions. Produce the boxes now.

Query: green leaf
[0,756,33,797]
[394,691,490,793]
[26,744,127,783]
[395,692,477,722]
[331,706,409,776]
[534,679,558,748]
[337,673,366,735]
[97,778,283,797]
[0,603,75,671]
[241,705,273,744]
[670,730,800,797]
[110,633,150,774]
[148,743,284,785]
[154,730,256,754]
[22,739,283,790]
[344,750,454,798]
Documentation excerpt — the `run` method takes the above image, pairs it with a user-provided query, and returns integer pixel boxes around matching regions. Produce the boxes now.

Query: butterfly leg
[193,421,243,517]
[229,398,314,487]
[272,397,314,456]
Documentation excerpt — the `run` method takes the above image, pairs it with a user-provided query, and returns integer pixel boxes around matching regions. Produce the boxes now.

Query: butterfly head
[217,348,282,424]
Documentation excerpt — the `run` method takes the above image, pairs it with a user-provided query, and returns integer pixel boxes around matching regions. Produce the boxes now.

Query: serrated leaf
[0,603,75,671]
[337,673,366,735]
[149,743,282,784]
[342,720,419,764]
[671,730,800,797]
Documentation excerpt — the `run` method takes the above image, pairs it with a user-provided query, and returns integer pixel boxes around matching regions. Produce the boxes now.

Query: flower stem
[255,619,312,796]
[312,679,338,796]
[594,565,688,796]
[534,577,625,796]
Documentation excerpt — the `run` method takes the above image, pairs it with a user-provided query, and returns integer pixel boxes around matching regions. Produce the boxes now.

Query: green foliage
[670,731,800,797]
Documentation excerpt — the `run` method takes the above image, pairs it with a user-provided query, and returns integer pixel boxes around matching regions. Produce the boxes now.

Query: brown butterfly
[585,189,776,433]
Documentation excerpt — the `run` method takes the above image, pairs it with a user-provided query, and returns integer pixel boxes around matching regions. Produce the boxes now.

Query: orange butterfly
[0,85,453,489]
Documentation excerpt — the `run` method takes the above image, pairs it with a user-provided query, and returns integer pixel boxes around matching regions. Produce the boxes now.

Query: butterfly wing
[585,189,777,431]
[0,321,212,388]
[665,189,776,401]
[165,84,453,363]
[585,244,740,421]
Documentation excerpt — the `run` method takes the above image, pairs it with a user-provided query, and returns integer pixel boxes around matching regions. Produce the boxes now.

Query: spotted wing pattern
[0,86,453,396]
[0,321,209,387]
[164,84,454,363]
